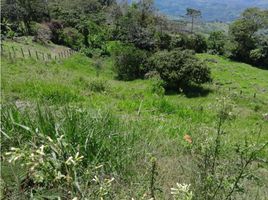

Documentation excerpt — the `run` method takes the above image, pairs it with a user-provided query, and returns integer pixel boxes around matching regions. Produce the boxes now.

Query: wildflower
[36,145,45,156]
[65,156,75,165]
[171,183,193,200]
[55,171,66,180]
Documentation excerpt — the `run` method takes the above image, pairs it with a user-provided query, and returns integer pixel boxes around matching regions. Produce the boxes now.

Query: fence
[213,84,263,100]
[0,43,76,62]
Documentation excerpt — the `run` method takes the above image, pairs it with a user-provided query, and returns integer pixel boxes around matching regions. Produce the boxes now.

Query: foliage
[186,8,202,34]
[186,34,207,53]
[170,33,207,53]
[1,104,138,198]
[60,27,84,50]
[33,23,52,44]
[229,8,268,66]
[112,0,158,51]
[190,97,268,199]
[207,31,227,55]
[113,44,148,81]
[47,20,64,44]
[146,49,212,90]
[88,79,108,93]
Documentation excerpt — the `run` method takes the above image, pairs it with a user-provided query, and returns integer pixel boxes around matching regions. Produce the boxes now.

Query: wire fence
[0,43,75,62]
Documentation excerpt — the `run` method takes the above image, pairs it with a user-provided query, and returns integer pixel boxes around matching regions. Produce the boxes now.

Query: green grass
[1,40,268,199]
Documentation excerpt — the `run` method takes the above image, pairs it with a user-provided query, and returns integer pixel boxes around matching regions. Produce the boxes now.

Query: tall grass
[1,104,139,199]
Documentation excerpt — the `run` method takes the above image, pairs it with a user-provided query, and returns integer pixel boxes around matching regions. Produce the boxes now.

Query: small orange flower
[184,134,193,144]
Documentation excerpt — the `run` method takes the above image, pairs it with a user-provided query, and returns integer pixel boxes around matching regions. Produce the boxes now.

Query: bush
[48,20,64,44]
[207,31,227,55]
[113,44,148,81]
[170,34,188,49]
[156,32,172,50]
[60,27,84,50]
[33,23,52,44]
[186,34,207,53]
[88,79,108,93]
[169,34,207,53]
[146,50,212,90]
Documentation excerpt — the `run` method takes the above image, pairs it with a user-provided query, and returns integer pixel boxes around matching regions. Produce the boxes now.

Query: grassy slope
[1,40,268,198]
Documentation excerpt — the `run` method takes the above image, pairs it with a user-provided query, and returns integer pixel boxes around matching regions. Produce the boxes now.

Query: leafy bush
[48,20,64,44]
[156,32,172,50]
[170,34,187,50]
[113,44,148,81]
[60,27,84,50]
[33,23,52,44]
[146,50,212,90]
[185,34,207,53]
[207,31,227,55]
[88,79,108,93]
[170,34,207,53]
[150,76,165,96]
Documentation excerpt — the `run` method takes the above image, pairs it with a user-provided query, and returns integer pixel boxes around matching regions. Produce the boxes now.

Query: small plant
[88,79,108,93]
[190,97,267,199]
[149,75,165,97]
[171,183,193,200]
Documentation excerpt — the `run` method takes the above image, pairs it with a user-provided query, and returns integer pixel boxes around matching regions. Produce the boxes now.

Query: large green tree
[229,8,268,65]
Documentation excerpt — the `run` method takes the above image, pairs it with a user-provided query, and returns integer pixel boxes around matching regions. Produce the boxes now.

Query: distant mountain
[154,0,268,22]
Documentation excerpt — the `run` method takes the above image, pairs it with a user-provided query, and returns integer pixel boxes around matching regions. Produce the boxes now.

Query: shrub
[170,34,188,49]
[185,34,207,53]
[60,27,84,50]
[48,20,64,44]
[33,23,52,44]
[207,31,227,55]
[88,79,108,93]
[113,44,148,81]
[156,32,172,50]
[170,34,207,53]
[146,50,212,90]
[150,76,165,96]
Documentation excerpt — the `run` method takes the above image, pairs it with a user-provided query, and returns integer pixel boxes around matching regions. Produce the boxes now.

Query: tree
[1,0,49,34]
[113,0,157,50]
[186,8,201,34]
[229,8,268,64]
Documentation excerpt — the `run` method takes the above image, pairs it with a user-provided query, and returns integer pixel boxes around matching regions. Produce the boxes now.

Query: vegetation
[1,0,268,199]
[146,50,211,90]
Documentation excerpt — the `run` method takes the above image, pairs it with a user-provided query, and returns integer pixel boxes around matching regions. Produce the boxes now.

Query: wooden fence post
[42,52,45,61]
[28,49,32,58]
[35,51,39,60]
[21,48,25,58]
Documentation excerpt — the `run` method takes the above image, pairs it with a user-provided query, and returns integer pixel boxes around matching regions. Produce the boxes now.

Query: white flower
[65,156,75,165]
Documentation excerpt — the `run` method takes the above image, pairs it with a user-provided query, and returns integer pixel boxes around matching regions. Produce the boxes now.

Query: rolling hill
[154,0,268,22]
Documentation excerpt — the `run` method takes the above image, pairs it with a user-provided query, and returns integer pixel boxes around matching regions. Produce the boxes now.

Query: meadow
[1,40,268,199]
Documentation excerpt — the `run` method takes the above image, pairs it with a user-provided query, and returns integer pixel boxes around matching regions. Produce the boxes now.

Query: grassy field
[1,40,268,199]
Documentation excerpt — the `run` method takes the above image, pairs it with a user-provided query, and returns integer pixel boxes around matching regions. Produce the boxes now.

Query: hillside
[1,40,268,199]
[154,0,268,21]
